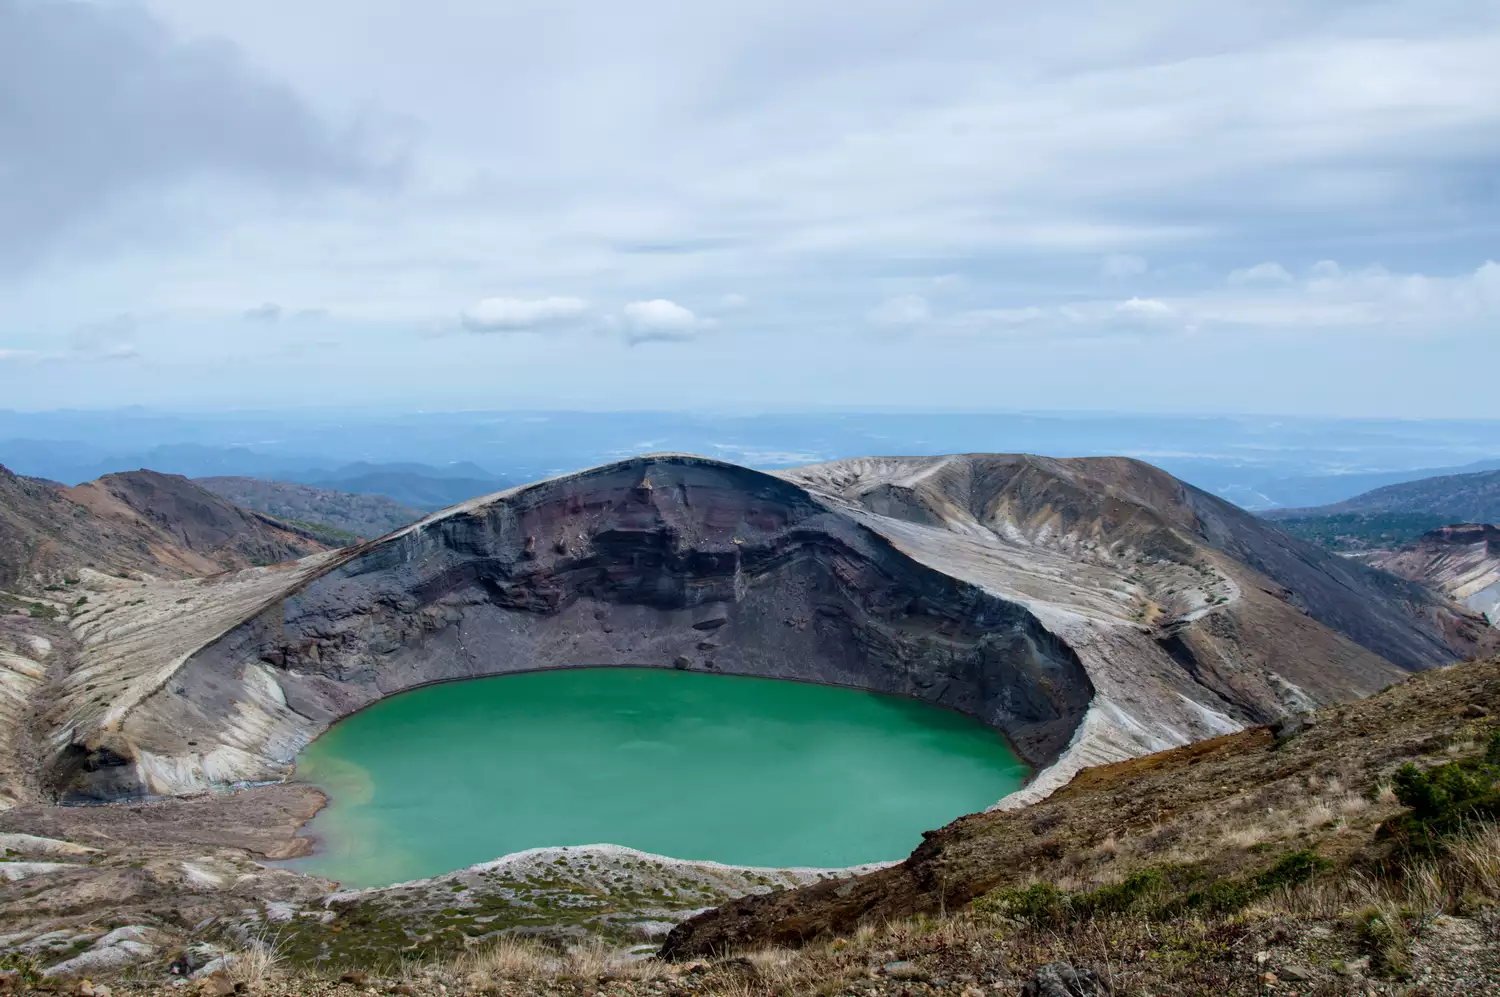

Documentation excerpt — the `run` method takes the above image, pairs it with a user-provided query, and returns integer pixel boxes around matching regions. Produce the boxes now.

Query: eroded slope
[54,457,1091,799]
[0,465,329,588]
[1366,523,1500,626]
[44,453,1494,809]
[661,655,1500,958]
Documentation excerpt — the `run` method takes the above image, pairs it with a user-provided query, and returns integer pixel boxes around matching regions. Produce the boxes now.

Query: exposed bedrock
[47,452,1493,807]
[54,457,1091,800]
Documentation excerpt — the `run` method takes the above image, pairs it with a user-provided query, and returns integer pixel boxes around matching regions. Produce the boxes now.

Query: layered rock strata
[42,454,1496,806]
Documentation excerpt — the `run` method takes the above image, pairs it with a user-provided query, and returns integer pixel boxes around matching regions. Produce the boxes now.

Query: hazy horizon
[5,406,1500,511]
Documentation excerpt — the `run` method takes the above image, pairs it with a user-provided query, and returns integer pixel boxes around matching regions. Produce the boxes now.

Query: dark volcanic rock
[51,452,1497,805]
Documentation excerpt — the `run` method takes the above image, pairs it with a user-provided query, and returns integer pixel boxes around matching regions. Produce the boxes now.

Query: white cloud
[621,299,707,344]
[1116,297,1175,318]
[1078,260,1500,334]
[461,296,588,332]
[1228,262,1295,285]
[719,293,749,310]
[868,295,930,327]
[1102,254,1147,278]
[939,258,1500,342]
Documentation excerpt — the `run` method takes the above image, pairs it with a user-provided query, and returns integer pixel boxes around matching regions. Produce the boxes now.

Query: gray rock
[1279,962,1315,982]
[1272,712,1316,740]
[42,925,162,978]
[1021,962,1109,997]
[883,961,928,981]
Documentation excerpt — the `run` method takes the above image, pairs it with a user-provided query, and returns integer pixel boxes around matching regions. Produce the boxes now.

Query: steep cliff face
[42,454,1495,806]
[52,458,1091,799]
[1365,523,1500,626]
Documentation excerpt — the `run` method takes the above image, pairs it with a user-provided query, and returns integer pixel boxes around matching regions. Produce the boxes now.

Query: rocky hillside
[195,477,422,540]
[662,656,1500,961]
[1,656,1496,994]
[0,465,330,589]
[43,453,1497,807]
[1266,467,1500,524]
[1364,524,1500,626]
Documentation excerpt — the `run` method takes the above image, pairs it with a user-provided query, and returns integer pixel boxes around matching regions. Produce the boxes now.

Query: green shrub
[974,851,1330,926]
[27,603,57,620]
[971,881,1069,928]
[1257,849,1332,890]
[1074,868,1165,918]
[1380,742,1500,856]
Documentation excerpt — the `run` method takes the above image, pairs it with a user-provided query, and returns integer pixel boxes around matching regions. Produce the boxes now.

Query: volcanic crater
[49,453,1493,815]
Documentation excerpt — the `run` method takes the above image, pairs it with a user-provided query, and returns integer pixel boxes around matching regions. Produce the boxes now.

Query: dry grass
[1338,793,1371,816]
[1444,824,1500,901]
[1219,825,1268,849]
[454,937,557,985]
[446,936,675,992]
[210,932,286,989]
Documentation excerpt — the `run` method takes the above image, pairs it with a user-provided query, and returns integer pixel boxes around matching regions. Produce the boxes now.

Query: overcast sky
[2,0,1498,415]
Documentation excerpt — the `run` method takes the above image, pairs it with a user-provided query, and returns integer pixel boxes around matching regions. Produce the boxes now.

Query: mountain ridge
[0,465,330,589]
[40,452,1496,810]
[194,477,422,539]
[1264,467,1500,523]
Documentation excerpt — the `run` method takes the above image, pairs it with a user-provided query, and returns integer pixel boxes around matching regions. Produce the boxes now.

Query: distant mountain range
[195,478,424,540]
[4,409,1500,513]
[0,441,511,506]
[1265,468,1500,523]
[1261,468,1500,553]
[1220,459,1500,511]
[294,463,510,511]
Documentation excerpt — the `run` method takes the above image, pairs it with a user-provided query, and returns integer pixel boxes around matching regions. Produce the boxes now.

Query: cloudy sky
[2,0,1498,415]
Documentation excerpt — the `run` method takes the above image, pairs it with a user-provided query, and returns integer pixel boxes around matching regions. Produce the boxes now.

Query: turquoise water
[287,667,1028,887]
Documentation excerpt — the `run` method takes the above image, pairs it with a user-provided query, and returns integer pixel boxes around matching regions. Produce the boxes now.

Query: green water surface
[288,667,1028,887]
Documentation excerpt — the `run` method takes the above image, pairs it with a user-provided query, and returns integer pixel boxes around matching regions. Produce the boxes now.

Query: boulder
[1021,962,1109,997]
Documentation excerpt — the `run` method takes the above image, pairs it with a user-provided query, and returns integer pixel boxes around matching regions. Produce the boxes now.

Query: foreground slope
[43,453,1494,805]
[661,655,1500,960]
